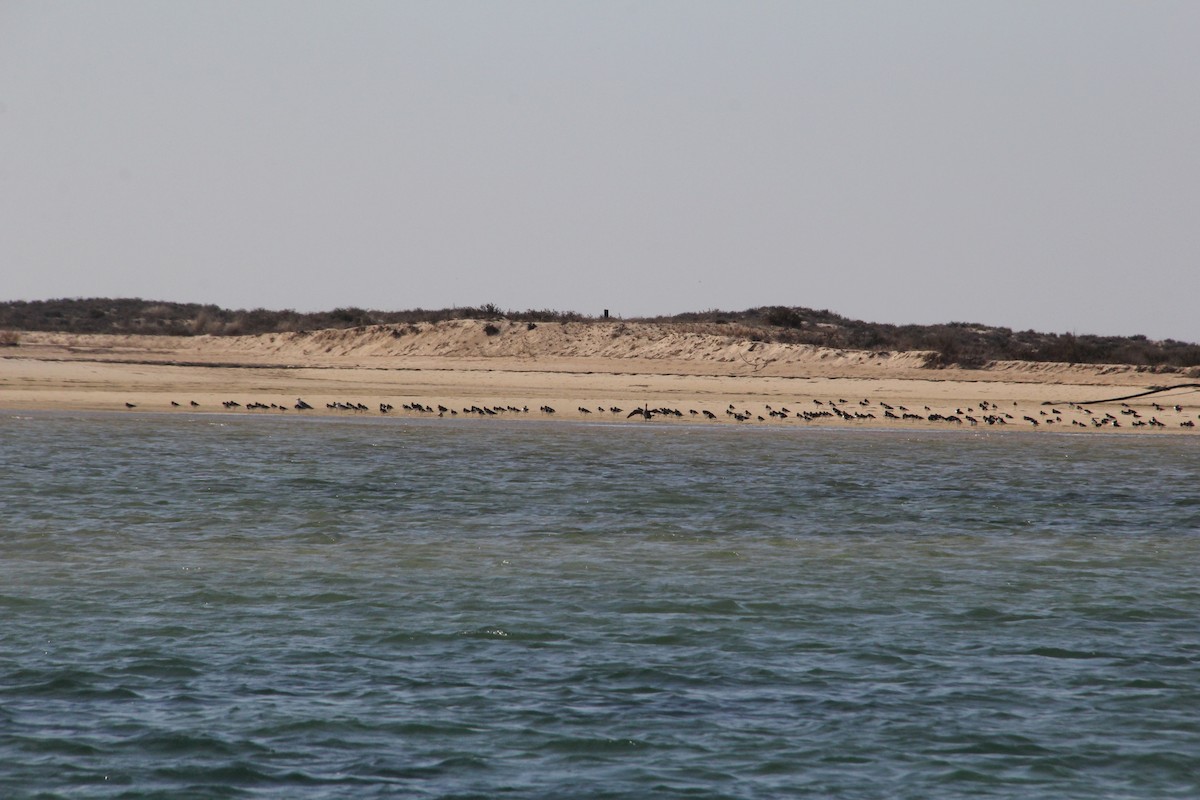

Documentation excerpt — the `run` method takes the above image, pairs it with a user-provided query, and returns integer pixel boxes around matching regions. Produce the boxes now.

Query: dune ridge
[10,321,1185,382]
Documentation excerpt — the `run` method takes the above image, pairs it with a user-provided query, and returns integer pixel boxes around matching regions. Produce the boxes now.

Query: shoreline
[4,327,1199,434]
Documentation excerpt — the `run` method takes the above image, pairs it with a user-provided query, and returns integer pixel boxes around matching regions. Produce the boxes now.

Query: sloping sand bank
[3,322,1198,433]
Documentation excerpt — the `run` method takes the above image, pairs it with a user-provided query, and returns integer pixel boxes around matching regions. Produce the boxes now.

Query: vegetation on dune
[1,298,1198,371]
[0,299,584,337]
[641,307,1200,371]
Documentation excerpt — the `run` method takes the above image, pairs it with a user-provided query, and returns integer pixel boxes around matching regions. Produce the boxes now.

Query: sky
[2,2,1198,341]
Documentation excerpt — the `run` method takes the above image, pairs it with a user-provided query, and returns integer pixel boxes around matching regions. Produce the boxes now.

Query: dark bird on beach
[125,402,136,409]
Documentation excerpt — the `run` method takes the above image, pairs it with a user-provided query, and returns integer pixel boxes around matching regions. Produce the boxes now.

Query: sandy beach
[3,321,1198,433]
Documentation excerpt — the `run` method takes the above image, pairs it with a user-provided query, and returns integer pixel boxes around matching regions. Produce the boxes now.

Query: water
[2,412,1199,799]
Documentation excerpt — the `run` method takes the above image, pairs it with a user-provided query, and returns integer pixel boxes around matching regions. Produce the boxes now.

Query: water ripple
[2,414,1199,798]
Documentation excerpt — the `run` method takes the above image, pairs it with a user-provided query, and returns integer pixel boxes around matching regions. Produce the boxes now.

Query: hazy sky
[2,2,1198,340]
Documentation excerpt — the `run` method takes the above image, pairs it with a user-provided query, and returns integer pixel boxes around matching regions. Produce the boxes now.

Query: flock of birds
[122,395,1200,430]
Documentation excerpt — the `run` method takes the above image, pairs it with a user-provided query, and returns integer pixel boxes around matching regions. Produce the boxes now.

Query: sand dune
[10,320,1181,378]
[3,321,1199,433]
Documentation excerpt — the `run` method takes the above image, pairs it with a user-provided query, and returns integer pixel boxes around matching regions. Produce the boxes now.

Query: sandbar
[2,322,1198,433]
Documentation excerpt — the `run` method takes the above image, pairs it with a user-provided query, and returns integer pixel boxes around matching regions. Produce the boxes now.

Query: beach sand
[2,322,1198,432]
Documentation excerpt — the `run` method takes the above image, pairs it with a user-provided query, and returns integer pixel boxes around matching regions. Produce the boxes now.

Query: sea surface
[1,411,1198,799]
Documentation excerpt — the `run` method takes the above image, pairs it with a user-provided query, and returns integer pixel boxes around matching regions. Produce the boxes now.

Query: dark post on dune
[603,309,609,319]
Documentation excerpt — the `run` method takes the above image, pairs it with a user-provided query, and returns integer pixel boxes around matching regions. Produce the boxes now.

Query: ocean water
[1,411,1199,799]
